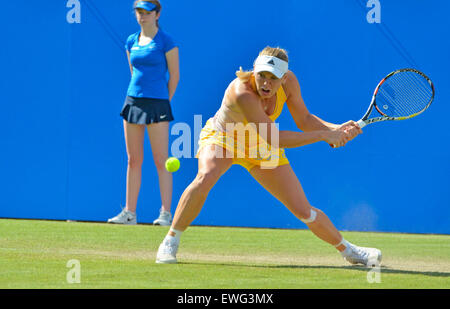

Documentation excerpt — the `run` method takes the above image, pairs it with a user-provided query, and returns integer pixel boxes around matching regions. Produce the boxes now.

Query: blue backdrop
[1,0,449,234]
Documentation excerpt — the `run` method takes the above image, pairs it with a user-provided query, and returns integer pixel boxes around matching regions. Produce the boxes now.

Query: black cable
[354,0,420,69]
[83,0,125,52]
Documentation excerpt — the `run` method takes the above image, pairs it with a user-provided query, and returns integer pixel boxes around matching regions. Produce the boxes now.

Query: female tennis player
[156,47,381,266]
[108,0,179,226]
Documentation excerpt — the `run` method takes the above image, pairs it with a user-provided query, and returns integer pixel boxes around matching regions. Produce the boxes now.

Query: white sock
[335,239,352,255]
[166,227,182,242]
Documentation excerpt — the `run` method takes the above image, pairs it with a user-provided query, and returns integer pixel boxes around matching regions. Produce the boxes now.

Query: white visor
[254,55,288,79]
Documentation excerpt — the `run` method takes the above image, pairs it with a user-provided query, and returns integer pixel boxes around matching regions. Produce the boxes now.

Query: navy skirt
[120,96,174,125]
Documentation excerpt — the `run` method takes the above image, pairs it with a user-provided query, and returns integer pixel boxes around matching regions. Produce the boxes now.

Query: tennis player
[108,0,179,226]
[156,47,381,266]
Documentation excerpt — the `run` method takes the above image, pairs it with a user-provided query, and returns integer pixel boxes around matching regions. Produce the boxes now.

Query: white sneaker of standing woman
[107,208,137,225]
[153,209,172,226]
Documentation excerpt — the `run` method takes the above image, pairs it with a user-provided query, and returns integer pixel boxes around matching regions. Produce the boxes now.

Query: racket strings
[379,80,422,116]
[375,71,433,118]
[379,75,430,116]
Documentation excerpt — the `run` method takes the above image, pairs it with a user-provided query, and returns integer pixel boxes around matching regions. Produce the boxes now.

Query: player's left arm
[284,71,361,140]
[166,47,180,101]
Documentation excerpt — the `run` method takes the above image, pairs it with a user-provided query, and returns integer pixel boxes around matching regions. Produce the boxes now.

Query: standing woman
[108,0,180,225]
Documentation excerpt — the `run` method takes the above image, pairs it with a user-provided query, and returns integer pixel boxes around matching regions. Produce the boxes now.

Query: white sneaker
[341,243,382,267]
[107,208,137,225]
[153,209,172,226]
[156,236,179,264]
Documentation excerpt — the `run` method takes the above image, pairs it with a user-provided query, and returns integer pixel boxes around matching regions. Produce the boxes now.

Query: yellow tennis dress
[197,77,289,171]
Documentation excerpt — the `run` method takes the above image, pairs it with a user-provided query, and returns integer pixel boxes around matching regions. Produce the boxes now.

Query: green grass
[0,219,449,289]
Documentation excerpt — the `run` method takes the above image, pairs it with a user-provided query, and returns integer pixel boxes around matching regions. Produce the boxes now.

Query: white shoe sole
[156,257,177,264]
[107,220,137,225]
[153,220,171,226]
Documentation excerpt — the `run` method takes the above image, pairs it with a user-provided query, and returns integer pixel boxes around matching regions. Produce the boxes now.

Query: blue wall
[1,0,449,234]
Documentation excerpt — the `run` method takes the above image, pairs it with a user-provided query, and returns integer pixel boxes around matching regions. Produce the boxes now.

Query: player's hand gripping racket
[356,68,434,129]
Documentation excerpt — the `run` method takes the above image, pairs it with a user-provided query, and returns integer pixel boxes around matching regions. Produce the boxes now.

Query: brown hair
[236,46,289,82]
[133,0,161,11]
[133,0,162,27]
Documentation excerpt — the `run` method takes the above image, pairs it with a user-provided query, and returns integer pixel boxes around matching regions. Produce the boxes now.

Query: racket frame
[357,68,435,128]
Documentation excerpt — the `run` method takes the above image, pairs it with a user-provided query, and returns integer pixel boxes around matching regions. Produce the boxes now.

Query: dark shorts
[120,96,174,125]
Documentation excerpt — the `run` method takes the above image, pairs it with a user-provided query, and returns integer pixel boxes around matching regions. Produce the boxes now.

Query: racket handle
[331,120,366,148]
[356,119,366,128]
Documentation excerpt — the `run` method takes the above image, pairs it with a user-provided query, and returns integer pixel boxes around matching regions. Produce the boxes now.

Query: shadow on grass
[179,261,450,278]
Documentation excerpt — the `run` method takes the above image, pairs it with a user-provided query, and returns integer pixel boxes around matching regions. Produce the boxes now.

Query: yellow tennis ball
[165,157,180,173]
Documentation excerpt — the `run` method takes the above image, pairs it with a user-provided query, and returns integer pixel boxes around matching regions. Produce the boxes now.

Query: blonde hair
[236,46,289,82]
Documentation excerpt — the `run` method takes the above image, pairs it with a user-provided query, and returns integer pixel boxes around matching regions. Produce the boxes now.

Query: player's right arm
[126,50,133,76]
[234,88,348,148]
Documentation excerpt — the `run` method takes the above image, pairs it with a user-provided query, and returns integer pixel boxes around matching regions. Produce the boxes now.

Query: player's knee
[193,170,218,192]
[127,154,144,169]
[152,155,167,172]
[299,207,318,224]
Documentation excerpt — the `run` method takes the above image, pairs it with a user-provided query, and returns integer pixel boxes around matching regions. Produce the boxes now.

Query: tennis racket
[356,68,434,129]
[331,68,434,148]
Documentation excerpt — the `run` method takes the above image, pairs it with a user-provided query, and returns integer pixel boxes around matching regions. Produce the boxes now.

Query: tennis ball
[165,157,180,173]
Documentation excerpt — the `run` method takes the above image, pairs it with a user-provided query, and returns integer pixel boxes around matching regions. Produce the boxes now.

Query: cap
[254,55,289,79]
[134,1,157,12]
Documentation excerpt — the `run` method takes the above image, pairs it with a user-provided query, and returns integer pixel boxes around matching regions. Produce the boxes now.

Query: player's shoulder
[158,28,171,38]
[156,29,177,52]
[231,78,259,105]
[125,31,140,51]
[157,29,175,43]
[283,70,300,87]
[127,31,140,42]
[230,78,257,100]
[282,70,302,98]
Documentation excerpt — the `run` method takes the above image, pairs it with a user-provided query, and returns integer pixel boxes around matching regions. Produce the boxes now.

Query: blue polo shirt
[125,29,176,100]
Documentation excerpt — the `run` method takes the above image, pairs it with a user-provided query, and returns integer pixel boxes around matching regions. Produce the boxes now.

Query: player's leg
[249,164,382,266]
[108,120,145,224]
[156,144,233,263]
[171,144,233,232]
[147,121,172,224]
[124,121,146,213]
[249,164,344,248]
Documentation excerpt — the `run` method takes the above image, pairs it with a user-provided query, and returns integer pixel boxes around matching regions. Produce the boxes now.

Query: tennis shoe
[107,208,137,225]
[156,236,179,264]
[341,243,382,267]
[153,209,172,226]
